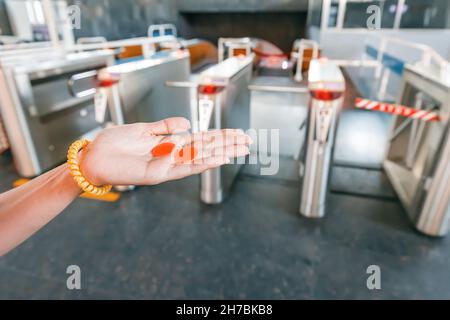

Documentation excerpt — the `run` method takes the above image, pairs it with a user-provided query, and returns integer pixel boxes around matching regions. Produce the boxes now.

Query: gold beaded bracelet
[67,139,112,196]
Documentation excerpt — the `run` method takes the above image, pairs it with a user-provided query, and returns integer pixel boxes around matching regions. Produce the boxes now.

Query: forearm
[0,118,251,257]
[0,164,80,256]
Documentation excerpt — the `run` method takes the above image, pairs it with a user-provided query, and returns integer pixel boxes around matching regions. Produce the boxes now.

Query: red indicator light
[151,142,175,157]
[98,79,120,87]
[198,84,225,95]
[232,48,248,57]
[310,90,343,101]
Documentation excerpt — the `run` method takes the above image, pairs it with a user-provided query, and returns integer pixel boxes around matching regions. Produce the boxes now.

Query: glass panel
[343,0,397,28]
[328,0,339,27]
[400,0,449,29]
[308,0,323,28]
[380,0,398,28]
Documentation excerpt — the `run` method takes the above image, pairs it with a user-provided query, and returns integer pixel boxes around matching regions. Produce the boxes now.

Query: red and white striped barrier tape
[355,98,440,122]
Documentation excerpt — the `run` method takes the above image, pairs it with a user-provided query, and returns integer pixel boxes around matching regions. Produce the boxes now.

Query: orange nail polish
[151,142,175,157]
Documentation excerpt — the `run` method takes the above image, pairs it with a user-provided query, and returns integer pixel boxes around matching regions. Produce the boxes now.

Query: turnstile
[384,65,450,236]
[103,50,192,123]
[197,56,253,203]
[0,49,116,177]
[218,38,253,62]
[167,55,253,204]
[299,59,345,218]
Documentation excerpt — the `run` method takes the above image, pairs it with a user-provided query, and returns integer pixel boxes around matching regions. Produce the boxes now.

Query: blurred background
[1,0,450,299]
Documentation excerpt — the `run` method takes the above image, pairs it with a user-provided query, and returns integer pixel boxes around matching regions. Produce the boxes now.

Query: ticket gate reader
[299,59,345,218]
[384,65,450,236]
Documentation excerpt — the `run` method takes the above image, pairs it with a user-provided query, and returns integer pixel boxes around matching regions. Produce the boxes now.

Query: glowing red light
[98,79,120,87]
[310,89,343,101]
[198,84,225,95]
[232,48,248,57]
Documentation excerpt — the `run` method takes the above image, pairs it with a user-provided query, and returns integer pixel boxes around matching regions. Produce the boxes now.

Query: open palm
[79,117,251,186]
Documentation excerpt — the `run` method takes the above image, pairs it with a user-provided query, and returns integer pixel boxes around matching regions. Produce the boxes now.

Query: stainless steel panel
[384,65,450,236]
[248,76,309,157]
[107,51,192,124]
[0,50,115,177]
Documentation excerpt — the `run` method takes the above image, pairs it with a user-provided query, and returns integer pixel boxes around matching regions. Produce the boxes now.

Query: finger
[200,131,252,150]
[147,117,191,135]
[157,129,250,159]
[178,129,245,144]
[168,156,230,180]
[174,144,249,165]
[194,145,250,163]
[178,129,250,146]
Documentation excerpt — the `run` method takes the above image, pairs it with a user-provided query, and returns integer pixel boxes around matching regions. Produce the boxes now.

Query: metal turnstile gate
[167,55,254,204]
[384,65,450,236]
[299,59,345,218]
[0,49,116,177]
[197,56,253,203]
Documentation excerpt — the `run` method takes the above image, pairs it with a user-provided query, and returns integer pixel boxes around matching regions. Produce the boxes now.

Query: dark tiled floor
[1,110,450,299]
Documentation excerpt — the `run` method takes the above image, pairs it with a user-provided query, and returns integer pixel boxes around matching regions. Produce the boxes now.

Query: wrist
[78,148,106,186]
[67,139,112,196]
[61,164,84,195]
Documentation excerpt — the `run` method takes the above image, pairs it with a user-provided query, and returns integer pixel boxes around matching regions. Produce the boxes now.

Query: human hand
[79,117,252,186]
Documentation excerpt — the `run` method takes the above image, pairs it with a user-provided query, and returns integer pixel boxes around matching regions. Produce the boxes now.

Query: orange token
[177,145,198,163]
[151,142,175,157]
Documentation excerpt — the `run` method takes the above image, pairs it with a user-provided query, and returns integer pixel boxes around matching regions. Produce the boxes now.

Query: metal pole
[393,0,405,29]
[200,93,223,204]
[337,0,347,29]
[417,126,450,236]
[42,0,60,48]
